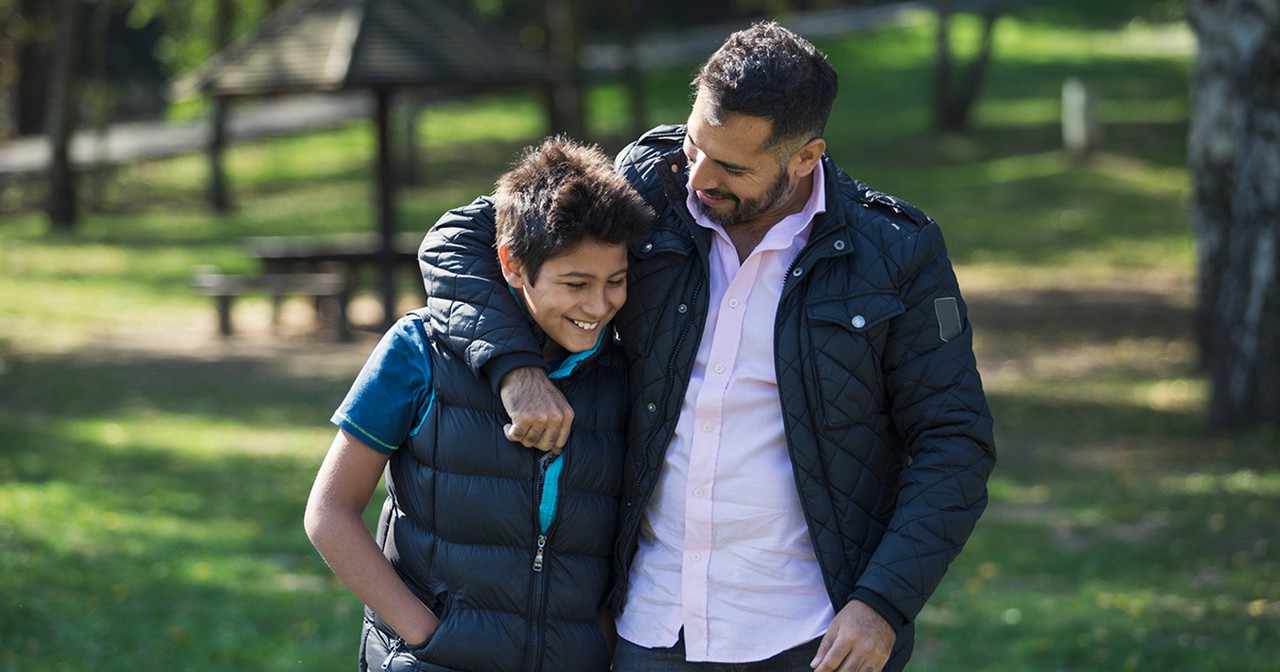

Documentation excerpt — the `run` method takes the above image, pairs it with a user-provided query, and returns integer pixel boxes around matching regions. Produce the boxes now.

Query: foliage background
[2,1,1278,671]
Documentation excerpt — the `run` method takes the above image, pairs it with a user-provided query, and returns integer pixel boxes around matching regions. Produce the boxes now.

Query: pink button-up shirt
[615,164,834,662]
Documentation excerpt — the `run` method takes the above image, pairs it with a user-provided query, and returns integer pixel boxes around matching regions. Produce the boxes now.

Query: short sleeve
[330,315,433,454]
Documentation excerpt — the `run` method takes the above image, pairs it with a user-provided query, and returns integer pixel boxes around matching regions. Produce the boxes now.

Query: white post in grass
[1062,77,1102,162]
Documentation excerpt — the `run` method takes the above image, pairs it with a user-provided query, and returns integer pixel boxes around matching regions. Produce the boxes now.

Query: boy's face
[499,240,629,357]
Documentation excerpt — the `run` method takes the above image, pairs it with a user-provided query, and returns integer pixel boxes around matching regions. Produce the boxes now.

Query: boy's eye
[564,282,587,290]
[608,278,626,288]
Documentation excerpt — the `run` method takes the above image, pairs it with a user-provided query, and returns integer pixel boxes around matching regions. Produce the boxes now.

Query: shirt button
[691,552,701,562]
[713,364,724,374]
[702,422,713,432]
[693,488,704,497]
[728,299,739,309]
[851,315,866,328]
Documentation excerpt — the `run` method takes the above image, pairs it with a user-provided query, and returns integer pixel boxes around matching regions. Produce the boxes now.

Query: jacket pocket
[805,292,905,429]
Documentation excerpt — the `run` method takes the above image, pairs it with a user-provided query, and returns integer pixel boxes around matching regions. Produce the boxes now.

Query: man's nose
[687,149,715,191]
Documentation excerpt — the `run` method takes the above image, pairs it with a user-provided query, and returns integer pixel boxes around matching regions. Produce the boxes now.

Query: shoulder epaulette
[854,184,933,229]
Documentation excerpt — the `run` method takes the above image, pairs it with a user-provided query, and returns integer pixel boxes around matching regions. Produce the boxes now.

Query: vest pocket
[804,292,905,429]
[362,591,452,671]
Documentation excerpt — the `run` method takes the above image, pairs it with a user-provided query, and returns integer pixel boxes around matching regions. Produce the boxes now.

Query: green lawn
[2,4,1278,671]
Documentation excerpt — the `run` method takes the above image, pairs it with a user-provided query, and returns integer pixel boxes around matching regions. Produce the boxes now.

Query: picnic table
[191,232,425,341]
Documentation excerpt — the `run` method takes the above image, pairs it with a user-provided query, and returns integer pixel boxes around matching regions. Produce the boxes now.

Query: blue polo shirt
[331,314,435,455]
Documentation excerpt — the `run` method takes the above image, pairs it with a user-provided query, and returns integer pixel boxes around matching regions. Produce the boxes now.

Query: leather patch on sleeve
[935,297,962,342]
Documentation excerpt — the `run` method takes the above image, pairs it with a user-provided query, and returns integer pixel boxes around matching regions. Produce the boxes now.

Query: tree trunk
[932,0,1003,134]
[373,88,399,332]
[1189,0,1234,372]
[614,0,647,139]
[544,0,584,137]
[13,0,53,136]
[45,0,84,231]
[207,0,234,212]
[1191,0,1280,430]
[86,0,114,211]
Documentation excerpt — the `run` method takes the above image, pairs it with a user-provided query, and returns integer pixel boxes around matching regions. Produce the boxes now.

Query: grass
[2,3,1278,670]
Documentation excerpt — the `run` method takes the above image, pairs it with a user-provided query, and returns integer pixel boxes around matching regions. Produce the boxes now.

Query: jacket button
[647,403,656,412]
[851,315,866,328]
[643,243,653,252]
[792,268,803,277]
[678,303,688,313]
[833,240,846,251]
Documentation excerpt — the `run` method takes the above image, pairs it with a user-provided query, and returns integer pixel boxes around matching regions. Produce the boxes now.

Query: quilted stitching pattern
[417,129,995,671]
[419,197,546,386]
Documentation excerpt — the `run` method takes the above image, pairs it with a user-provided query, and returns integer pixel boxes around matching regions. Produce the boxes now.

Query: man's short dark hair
[692,21,838,150]
[494,136,654,283]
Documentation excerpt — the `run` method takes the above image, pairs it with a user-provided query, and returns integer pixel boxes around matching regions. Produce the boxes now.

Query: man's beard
[698,167,794,228]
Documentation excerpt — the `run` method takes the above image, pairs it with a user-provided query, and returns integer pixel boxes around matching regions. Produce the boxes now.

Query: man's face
[682,90,799,228]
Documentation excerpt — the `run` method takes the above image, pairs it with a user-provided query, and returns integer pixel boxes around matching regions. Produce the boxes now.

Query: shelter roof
[190,0,558,97]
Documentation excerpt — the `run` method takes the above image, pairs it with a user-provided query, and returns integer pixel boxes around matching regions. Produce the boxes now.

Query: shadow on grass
[0,346,369,670]
[0,348,353,427]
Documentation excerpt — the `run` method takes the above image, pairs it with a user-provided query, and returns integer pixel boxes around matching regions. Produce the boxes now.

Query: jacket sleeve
[417,196,546,394]
[852,218,996,626]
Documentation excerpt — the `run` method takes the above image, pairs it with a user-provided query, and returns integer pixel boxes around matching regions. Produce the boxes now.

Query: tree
[206,0,234,212]
[1189,0,1280,430]
[46,0,85,230]
[932,0,1004,134]
[543,0,585,137]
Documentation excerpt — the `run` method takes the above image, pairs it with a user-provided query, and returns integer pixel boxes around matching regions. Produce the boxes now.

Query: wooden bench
[190,265,353,341]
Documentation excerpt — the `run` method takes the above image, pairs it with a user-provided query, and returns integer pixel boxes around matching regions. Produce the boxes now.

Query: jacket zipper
[775,207,849,609]
[781,220,841,295]
[380,636,404,670]
[526,450,561,672]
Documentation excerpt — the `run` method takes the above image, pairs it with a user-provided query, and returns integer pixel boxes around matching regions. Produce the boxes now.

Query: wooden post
[1062,77,1102,162]
[374,87,398,331]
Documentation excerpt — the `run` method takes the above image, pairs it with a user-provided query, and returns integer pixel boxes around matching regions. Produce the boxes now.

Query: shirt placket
[680,250,757,656]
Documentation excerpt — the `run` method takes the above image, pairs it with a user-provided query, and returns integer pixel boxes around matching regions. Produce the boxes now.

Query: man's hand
[810,599,896,672]
[499,367,574,453]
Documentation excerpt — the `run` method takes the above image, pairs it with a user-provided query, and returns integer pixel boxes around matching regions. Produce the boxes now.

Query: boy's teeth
[572,319,599,330]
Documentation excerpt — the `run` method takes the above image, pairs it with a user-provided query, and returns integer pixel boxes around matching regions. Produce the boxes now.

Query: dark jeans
[612,631,821,672]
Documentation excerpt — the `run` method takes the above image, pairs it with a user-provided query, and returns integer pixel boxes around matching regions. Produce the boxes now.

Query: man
[419,21,995,672]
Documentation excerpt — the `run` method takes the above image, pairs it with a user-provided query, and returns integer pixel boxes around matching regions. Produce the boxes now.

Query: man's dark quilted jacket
[418,126,995,670]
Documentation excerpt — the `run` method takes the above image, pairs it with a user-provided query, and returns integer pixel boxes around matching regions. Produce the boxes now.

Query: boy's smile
[500,240,629,359]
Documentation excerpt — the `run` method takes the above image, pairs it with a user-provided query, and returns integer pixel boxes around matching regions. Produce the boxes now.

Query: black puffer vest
[363,320,629,672]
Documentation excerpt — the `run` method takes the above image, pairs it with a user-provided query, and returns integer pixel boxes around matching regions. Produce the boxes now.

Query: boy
[304,137,653,672]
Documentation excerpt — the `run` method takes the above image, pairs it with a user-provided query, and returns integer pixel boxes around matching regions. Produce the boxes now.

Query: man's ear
[790,137,827,178]
[498,244,526,288]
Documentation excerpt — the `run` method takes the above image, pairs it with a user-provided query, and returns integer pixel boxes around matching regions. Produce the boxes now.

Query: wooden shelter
[191,0,560,329]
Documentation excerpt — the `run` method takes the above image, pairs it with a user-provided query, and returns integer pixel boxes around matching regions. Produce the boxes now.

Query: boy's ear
[497,244,526,288]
